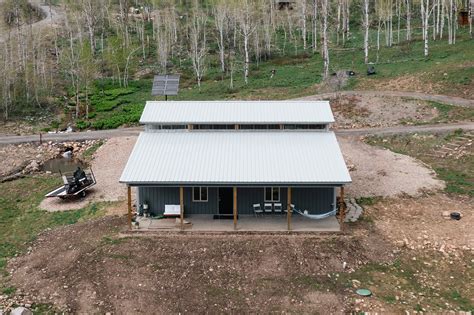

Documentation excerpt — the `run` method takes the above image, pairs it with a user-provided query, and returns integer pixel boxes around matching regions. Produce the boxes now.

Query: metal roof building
[121,100,351,231]
[120,131,351,186]
[140,100,335,124]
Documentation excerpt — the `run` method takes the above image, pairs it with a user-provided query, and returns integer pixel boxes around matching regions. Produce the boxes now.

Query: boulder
[10,307,33,315]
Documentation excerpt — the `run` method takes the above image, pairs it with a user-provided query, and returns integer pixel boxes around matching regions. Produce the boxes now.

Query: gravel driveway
[339,136,445,198]
[39,137,137,211]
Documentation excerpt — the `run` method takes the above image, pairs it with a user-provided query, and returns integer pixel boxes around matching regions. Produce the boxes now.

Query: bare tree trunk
[188,8,207,88]
[312,0,318,52]
[421,0,431,56]
[470,0,473,38]
[213,3,227,74]
[406,0,412,40]
[321,0,329,79]
[336,0,341,45]
[301,0,307,50]
[236,0,256,84]
[440,0,445,38]
[363,0,369,63]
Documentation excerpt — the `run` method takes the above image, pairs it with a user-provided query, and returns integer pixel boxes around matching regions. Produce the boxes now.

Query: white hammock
[292,208,337,220]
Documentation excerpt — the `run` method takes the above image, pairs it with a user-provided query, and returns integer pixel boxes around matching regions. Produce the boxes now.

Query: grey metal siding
[237,187,287,215]
[292,187,335,214]
[138,187,179,215]
[138,186,335,216]
[137,187,218,215]
[184,187,218,215]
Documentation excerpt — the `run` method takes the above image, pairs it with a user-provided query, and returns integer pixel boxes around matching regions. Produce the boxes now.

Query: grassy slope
[66,28,473,130]
[0,175,109,294]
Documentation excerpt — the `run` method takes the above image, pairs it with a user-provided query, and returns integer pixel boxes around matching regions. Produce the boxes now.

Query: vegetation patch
[0,175,108,279]
[428,101,474,124]
[82,140,105,159]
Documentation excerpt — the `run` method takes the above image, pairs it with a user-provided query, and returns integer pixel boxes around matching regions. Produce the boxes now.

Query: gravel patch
[300,94,438,129]
[39,137,137,211]
[339,135,445,198]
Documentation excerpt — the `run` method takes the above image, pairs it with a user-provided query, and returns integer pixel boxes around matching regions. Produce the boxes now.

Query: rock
[10,307,33,315]
[442,211,450,219]
[23,160,40,174]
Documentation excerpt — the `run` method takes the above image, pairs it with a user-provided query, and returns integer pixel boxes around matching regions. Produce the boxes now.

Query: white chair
[274,203,282,214]
[253,203,263,217]
[264,203,273,214]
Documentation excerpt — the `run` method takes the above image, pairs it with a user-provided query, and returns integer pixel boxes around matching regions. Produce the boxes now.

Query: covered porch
[133,214,340,232]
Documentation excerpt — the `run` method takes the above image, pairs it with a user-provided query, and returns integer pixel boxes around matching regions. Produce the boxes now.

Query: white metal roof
[140,100,335,124]
[120,131,351,185]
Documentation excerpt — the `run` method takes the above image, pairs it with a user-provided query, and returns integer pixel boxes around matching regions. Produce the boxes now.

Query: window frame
[192,187,208,202]
[264,187,280,202]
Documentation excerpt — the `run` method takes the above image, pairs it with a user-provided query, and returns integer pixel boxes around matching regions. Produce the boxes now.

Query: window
[192,187,208,202]
[264,187,280,202]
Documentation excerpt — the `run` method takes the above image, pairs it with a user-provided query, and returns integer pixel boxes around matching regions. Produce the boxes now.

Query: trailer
[45,168,96,199]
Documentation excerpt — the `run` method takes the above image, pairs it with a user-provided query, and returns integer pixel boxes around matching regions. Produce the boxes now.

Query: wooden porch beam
[180,187,184,230]
[233,187,238,230]
[287,187,292,231]
[339,186,345,229]
[127,186,132,230]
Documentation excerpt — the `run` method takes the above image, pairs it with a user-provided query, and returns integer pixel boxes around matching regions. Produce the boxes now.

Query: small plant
[2,286,16,295]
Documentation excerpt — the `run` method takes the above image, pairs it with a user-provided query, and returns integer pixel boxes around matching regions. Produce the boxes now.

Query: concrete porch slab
[134,214,340,233]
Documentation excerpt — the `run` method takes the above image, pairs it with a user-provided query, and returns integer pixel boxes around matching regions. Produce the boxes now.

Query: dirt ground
[302,94,439,129]
[339,136,445,198]
[367,194,474,252]
[39,137,136,211]
[6,192,473,313]
[7,216,395,314]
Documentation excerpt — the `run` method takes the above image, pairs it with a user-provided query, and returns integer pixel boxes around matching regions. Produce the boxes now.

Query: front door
[218,187,233,215]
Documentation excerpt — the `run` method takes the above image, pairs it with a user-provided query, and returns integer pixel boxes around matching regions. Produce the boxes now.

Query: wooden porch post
[233,187,238,230]
[287,187,292,231]
[180,187,184,230]
[127,186,132,230]
[339,186,345,228]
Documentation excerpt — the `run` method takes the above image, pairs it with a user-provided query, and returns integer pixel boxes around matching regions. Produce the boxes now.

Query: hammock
[292,208,337,220]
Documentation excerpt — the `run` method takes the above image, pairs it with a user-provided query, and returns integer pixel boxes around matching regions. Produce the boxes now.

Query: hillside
[0,0,472,133]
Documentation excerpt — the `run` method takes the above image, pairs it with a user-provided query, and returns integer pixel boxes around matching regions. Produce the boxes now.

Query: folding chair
[264,203,273,215]
[274,203,283,215]
[253,203,263,217]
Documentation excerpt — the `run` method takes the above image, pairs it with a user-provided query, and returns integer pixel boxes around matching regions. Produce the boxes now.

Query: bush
[91,104,144,129]
[76,120,91,130]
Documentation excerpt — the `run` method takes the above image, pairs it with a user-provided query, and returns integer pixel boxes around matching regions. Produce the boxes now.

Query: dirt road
[0,0,63,44]
[301,90,474,108]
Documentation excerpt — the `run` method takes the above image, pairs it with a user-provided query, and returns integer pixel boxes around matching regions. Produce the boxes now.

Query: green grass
[0,175,109,285]
[428,102,474,124]
[67,29,474,131]
[365,130,473,196]
[2,286,16,295]
[82,140,104,159]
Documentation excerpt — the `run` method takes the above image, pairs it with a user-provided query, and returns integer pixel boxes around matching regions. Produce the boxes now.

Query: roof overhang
[120,131,352,186]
